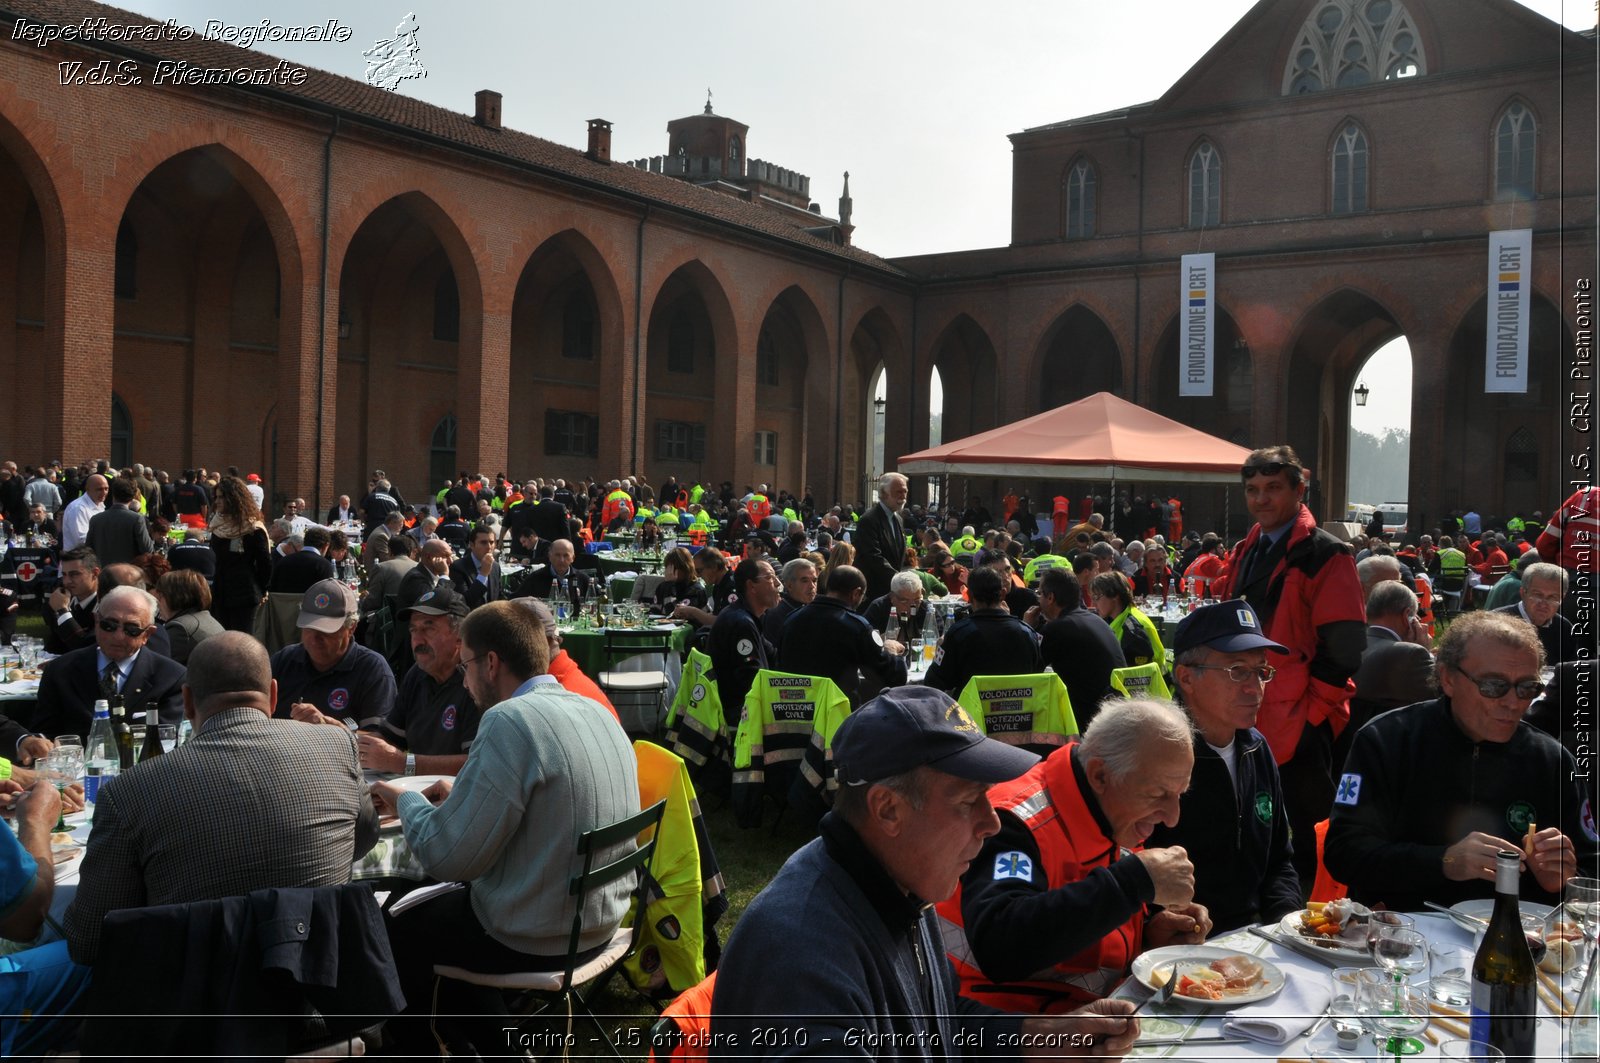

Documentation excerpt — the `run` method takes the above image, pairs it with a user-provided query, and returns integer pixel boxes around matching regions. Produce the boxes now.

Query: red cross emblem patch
[14,562,38,583]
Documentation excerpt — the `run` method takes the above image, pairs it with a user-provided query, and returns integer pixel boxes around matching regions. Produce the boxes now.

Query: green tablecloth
[559,623,693,678]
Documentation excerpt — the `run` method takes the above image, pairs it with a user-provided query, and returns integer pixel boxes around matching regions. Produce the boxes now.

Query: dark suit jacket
[1492,603,1575,665]
[86,504,154,566]
[449,556,503,610]
[862,593,930,640]
[1348,625,1436,745]
[530,500,570,544]
[42,593,98,655]
[395,564,443,609]
[267,549,335,594]
[519,566,591,603]
[0,644,186,754]
[63,706,379,965]
[853,502,905,603]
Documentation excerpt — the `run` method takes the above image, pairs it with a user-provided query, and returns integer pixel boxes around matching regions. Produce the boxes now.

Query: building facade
[1,0,1593,534]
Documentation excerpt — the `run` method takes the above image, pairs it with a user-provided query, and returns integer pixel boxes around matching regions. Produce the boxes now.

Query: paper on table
[1218,970,1332,1045]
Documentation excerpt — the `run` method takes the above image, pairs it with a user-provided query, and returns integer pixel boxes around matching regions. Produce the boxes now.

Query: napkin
[1219,971,1332,1045]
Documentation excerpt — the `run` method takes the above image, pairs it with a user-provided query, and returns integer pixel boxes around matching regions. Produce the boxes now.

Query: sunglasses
[1452,666,1545,700]
[1241,462,1294,479]
[98,618,151,638]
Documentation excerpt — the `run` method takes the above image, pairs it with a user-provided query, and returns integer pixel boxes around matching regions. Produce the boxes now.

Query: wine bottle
[109,695,134,770]
[138,708,164,763]
[1470,849,1536,1060]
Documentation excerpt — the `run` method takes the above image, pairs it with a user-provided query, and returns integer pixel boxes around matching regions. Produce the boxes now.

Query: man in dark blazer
[63,631,378,964]
[853,472,908,604]
[268,527,336,594]
[449,525,503,611]
[516,538,591,604]
[1493,562,1576,666]
[41,546,100,656]
[1346,579,1435,759]
[2,585,185,764]
[84,477,153,567]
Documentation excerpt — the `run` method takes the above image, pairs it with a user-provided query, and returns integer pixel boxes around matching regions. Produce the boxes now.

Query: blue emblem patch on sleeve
[1334,773,1361,806]
[993,851,1033,882]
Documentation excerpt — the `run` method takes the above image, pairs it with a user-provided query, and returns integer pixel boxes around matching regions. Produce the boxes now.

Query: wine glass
[1547,877,1600,974]
[1357,977,1430,1058]
[40,748,78,833]
[1371,925,1430,985]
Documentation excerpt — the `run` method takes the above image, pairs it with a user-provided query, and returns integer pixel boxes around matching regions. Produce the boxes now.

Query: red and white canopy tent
[899,392,1252,484]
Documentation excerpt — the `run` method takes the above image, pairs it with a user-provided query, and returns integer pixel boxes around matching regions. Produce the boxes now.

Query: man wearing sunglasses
[1148,600,1300,934]
[2,586,185,765]
[1326,611,1591,912]
[1210,445,1365,896]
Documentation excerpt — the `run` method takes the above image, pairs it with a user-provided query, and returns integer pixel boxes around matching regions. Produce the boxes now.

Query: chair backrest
[1483,564,1511,586]
[560,799,667,989]
[956,672,1077,748]
[601,628,675,672]
[253,591,306,654]
[1110,663,1173,701]
[632,573,667,601]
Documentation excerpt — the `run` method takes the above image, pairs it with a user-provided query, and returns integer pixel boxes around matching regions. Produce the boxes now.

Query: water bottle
[84,699,119,817]
[177,718,193,747]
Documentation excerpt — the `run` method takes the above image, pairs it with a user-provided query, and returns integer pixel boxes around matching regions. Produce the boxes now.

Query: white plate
[386,774,451,793]
[1452,898,1554,937]
[1278,910,1375,961]
[1132,945,1285,1007]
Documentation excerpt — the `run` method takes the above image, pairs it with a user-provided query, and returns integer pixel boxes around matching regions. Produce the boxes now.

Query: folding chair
[430,799,667,1059]
[598,628,675,736]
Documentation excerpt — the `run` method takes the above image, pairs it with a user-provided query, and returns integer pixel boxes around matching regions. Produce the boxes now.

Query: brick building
[1,0,1594,533]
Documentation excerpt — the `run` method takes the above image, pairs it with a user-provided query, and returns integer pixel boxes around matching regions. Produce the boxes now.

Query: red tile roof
[3,0,904,275]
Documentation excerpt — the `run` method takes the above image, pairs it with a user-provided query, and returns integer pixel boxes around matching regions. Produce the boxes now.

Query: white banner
[1485,229,1532,394]
[1179,253,1216,397]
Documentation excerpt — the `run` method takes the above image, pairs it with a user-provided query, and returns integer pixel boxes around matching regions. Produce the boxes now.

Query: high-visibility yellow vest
[664,650,725,769]
[657,508,681,528]
[731,671,849,828]
[1023,554,1070,585]
[798,691,855,806]
[953,535,982,555]
[1437,547,1467,577]
[1110,663,1173,701]
[956,673,1078,750]
[690,484,705,504]
[1109,605,1166,668]
[622,741,727,1001]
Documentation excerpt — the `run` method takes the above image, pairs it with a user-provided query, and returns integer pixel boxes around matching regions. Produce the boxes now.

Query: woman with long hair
[208,475,271,633]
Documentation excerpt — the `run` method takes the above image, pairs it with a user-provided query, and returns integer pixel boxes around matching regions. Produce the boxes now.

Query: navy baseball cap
[834,686,1038,785]
[1172,599,1288,656]
[399,583,468,620]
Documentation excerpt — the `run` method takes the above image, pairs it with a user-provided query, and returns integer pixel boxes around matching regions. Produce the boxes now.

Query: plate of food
[50,831,83,864]
[1450,899,1580,972]
[1279,898,1377,960]
[1132,946,1284,1006]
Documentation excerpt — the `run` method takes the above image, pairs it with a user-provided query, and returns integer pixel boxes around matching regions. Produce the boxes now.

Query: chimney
[586,119,613,164]
[474,89,502,131]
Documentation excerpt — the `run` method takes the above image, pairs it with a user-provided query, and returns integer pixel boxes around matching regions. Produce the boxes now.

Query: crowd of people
[0,449,1592,1058]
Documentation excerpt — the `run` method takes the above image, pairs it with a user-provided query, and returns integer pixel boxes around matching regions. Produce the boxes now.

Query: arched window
[729,135,741,165]
[757,327,780,387]
[1063,159,1096,239]
[1282,0,1426,96]
[667,309,695,373]
[1495,102,1536,201]
[1504,426,1538,483]
[1332,123,1369,214]
[1188,143,1221,228]
[433,269,459,342]
[114,220,138,300]
[561,290,596,360]
[428,413,458,490]
[110,393,133,470]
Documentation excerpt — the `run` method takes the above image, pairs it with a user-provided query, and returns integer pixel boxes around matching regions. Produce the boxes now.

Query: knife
[1131,1034,1254,1048]
[1248,924,1368,968]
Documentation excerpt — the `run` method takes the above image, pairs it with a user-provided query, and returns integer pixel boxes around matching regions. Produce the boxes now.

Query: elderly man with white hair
[938,698,1211,1012]
[2,585,185,762]
[854,472,909,603]
[1493,561,1577,665]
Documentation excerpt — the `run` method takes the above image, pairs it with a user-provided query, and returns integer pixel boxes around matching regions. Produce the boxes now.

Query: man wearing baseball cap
[269,578,396,731]
[355,583,479,777]
[711,686,1139,1059]
[1146,600,1301,932]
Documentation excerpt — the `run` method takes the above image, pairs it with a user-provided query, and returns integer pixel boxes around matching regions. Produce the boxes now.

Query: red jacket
[548,649,620,724]
[1210,504,1366,764]
[937,743,1143,1012]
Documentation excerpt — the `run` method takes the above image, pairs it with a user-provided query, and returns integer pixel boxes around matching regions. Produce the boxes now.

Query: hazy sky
[127,0,1592,266]
[121,0,1585,435]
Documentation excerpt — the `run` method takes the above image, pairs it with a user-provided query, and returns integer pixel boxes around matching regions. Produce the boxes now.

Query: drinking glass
[1328,966,1366,1049]
[1366,910,1415,952]
[1427,943,1473,1006]
[1357,977,1429,1058]
[1371,925,1430,985]
[40,749,75,832]
[158,725,177,754]
[1438,1039,1505,1062]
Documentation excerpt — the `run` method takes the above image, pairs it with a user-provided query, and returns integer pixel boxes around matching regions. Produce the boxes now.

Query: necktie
[1248,536,1274,588]
[100,660,121,699]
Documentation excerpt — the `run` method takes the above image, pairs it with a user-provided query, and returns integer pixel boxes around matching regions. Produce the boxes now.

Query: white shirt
[246,483,265,508]
[61,493,105,551]
[1206,737,1239,786]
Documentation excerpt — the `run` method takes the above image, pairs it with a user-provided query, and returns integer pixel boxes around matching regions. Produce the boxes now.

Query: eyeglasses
[1188,663,1277,684]
[460,655,485,670]
[1452,666,1544,700]
[98,619,151,638]
[1525,592,1563,606]
[1241,462,1294,479]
